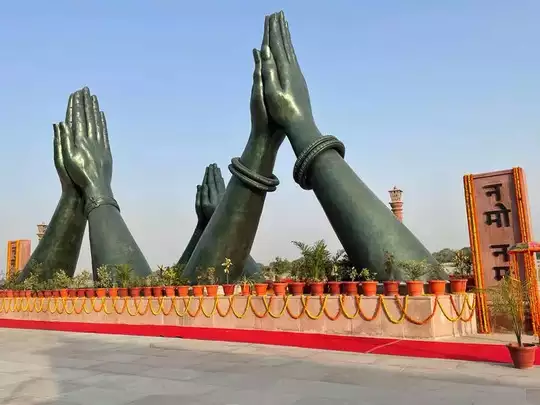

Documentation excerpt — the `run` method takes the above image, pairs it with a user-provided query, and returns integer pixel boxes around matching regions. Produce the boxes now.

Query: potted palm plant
[382,251,400,296]
[238,273,254,296]
[399,259,428,296]
[292,240,330,296]
[359,268,378,296]
[482,276,537,369]
[114,264,133,297]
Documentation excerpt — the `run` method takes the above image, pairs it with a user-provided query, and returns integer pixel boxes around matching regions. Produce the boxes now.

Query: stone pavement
[0,329,539,405]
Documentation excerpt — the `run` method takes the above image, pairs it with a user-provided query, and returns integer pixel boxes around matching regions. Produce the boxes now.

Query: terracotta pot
[327,281,341,296]
[44,290,52,298]
[342,281,359,296]
[177,286,189,297]
[13,291,20,298]
[0,291,5,298]
[241,284,251,296]
[6,290,13,298]
[76,289,86,298]
[95,288,107,298]
[152,287,163,297]
[222,284,235,296]
[361,281,378,297]
[68,289,76,298]
[507,343,537,369]
[254,283,268,296]
[85,289,95,298]
[129,287,141,297]
[289,282,305,296]
[142,287,152,297]
[24,290,32,298]
[429,280,446,296]
[164,286,175,297]
[108,287,118,298]
[383,281,400,296]
[59,289,68,298]
[272,282,287,296]
[450,278,467,294]
[192,285,204,297]
[52,290,60,298]
[406,281,424,297]
[206,285,219,297]
[118,288,129,297]
[310,282,324,296]
[37,291,44,298]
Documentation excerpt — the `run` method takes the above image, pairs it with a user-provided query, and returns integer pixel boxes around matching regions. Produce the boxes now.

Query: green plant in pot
[114,264,133,297]
[197,267,219,297]
[161,266,178,297]
[96,265,114,297]
[427,262,447,296]
[359,268,378,297]
[221,258,236,296]
[480,276,536,369]
[399,259,428,296]
[382,251,400,296]
[52,269,71,296]
[72,270,92,297]
[292,240,330,296]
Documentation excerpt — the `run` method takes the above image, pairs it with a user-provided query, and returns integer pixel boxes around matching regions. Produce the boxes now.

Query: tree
[432,248,457,263]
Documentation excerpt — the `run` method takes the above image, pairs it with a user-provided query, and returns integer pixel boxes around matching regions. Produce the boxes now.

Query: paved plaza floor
[0,329,539,404]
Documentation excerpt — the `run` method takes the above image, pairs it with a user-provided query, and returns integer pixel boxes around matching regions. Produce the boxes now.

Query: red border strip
[0,318,535,365]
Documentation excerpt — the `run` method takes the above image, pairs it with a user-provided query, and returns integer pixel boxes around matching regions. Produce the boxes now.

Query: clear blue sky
[0,0,538,273]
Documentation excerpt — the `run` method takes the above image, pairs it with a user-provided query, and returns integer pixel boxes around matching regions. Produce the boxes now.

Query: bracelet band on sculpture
[228,157,279,193]
[231,157,280,187]
[84,196,120,218]
[293,135,345,190]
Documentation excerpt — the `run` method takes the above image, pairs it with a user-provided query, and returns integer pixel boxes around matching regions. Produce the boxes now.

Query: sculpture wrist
[293,135,346,190]
[285,120,323,155]
[241,132,279,176]
[228,157,280,193]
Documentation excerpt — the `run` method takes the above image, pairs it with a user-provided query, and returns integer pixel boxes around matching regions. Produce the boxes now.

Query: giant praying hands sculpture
[18,11,439,284]
[184,11,440,282]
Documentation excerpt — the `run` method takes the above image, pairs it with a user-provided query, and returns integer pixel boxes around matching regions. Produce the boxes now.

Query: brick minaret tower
[388,186,403,222]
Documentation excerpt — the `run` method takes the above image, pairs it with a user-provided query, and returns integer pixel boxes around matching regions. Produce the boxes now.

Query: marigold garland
[0,295,475,326]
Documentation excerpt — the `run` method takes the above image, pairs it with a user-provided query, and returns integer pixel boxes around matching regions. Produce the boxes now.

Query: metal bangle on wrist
[228,157,280,193]
[84,196,120,218]
[293,135,346,190]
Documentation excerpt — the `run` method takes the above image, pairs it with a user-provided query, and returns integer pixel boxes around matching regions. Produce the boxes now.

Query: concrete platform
[0,329,539,405]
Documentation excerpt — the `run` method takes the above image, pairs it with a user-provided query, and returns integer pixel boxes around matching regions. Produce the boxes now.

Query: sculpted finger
[195,185,202,216]
[269,12,289,86]
[261,46,281,96]
[101,112,110,150]
[214,165,226,195]
[83,87,96,140]
[58,122,75,161]
[201,184,210,208]
[281,14,297,64]
[252,49,264,101]
[73,90,87,144]
[207,164,218,204]
[65,93,74,129]
[53,124,63,168]
[92,96,103,143]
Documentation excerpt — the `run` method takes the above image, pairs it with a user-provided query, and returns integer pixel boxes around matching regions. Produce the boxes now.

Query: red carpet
[0,318,537,365]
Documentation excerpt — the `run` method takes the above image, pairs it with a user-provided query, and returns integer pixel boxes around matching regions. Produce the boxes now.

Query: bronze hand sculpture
[55,87,151,278]
[17,94,87,281]
[182,47,284,283]
[177,163,261,277]
[260,11,440,280]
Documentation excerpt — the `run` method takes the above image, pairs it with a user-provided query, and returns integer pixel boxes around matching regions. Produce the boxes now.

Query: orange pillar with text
[5,240,31,280]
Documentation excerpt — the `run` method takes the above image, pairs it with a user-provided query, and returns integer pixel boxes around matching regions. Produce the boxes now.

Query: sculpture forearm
[183,135,277,282]
[87,204,151,278]
[308,149,437,280]
[177,224,205,267]
[18,190,86,281]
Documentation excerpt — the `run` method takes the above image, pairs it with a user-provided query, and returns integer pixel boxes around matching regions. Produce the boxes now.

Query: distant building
[6,240,31,279]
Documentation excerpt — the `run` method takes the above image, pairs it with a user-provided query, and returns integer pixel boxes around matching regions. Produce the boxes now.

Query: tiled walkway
[0,329,539,404]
